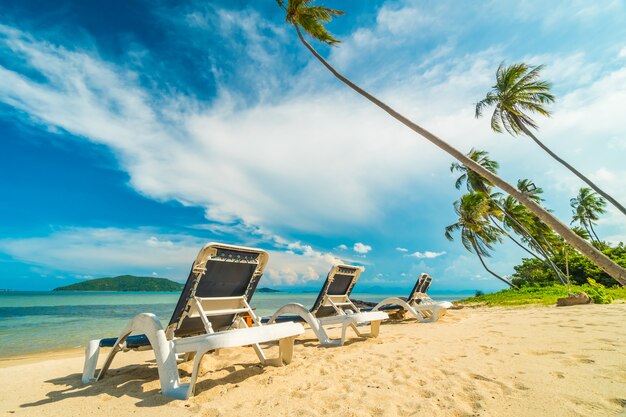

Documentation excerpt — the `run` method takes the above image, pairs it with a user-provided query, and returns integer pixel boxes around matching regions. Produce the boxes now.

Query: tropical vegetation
[458,283,625,307]
[444,192,518,288]
[275,0,626,285]
[476,63,626,216]
[570,187,607,246]
[446,149,624,294]
[512,243,626,288]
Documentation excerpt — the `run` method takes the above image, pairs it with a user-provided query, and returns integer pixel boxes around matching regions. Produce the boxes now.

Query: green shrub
[512,242,626,287]
[582,278,614,304]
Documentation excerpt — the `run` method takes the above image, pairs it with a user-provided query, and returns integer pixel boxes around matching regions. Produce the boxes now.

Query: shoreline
[0,347,84,368]
[1,304,625,416]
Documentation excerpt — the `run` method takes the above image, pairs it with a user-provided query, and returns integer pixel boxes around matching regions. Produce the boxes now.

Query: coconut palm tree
[475,62,626,216]
[571,226,591,241]
[275,0,626,285]
[451,152,566,283]
[450,148,497,194]
[445,193,518,289]
[571,187,607,245]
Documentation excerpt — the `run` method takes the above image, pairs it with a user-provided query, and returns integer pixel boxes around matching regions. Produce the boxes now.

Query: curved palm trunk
[490,217,542,260]
[489,217,567,285]
[493,201,556,260]
[293,25,626,286]
[490,201,569,284]
[581,221,597,245]
[469,239,518,289]
[517,123,626,216]
[588,221,602,245]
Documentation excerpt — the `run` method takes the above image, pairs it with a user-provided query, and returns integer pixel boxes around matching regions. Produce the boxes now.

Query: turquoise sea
[0,291,465,357]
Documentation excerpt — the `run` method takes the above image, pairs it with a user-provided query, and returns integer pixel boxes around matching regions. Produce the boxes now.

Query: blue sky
[1,0,625,292]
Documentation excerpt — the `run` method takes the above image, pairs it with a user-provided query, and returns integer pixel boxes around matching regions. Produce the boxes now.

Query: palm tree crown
[450,148,498,194]
[276,0,343,45]
[475,63,554,135]
[445,193,501,256]
[571,187,607,244]
[476,62,626,217]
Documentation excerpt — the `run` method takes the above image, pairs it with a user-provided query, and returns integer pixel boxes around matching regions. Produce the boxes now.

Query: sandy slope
[1,304,625,417]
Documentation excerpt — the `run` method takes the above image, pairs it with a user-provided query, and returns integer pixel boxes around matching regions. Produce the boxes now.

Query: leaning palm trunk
[490,217,567,285]
[470,239,519,289]
[515,121,626,216]
[580,221,598,245]
[293,25,626,286]
[491,201,569,284]
[491,217,542,259]
[587,221,602,246]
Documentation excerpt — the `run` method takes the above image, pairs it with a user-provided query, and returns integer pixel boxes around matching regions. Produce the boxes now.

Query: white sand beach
[1,304,625,417]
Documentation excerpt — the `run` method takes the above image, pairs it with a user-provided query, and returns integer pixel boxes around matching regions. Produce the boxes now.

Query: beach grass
[458,284,626,306]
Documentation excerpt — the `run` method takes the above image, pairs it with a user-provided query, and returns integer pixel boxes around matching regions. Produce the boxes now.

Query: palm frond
[477,62,553,137]
[282,0,344,45]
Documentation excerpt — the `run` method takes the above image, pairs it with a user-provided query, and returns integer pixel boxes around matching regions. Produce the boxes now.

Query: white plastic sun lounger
[267,264,388,346]
[372,273,452,323]
[82,243,304,399]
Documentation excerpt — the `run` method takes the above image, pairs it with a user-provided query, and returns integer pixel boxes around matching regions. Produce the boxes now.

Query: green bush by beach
[458,284,626,307]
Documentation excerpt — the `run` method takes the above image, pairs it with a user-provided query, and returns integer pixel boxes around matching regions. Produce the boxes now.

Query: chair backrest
[407,273,431,303]
[310,264,364,318]
[166,243,269,338]
[419,275,433,294]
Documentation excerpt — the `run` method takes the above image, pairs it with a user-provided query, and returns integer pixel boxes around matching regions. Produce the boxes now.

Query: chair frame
[372,273,452,323]
[82,243,304,399]
[268,264,388,346]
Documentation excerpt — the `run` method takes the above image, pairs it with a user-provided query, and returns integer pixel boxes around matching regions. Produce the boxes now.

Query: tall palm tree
[275,0,626,285]
[476,63,626,216]
[451,151,566,283]
[445,193,518,289]
[570,187,607,245]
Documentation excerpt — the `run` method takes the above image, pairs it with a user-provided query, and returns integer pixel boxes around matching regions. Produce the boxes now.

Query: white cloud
[0,228,202,278]
[0,23,437,236]
[408,251,447,259]
[395,247,408,252]
[353,242,372,254]
[619,47,626,59]
[336,244,348,250]
[0,227,342,286]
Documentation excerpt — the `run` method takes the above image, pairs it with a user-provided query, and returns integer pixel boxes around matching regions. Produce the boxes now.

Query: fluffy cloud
[396,247,408,252]
[353,242,372,254]
[408,251,447,259]
[0,227,343,286]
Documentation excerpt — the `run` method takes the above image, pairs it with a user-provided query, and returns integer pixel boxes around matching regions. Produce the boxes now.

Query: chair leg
[187,350,208,398]
[82,339,101,384]
[96,333,129,381]
[251,343,267,365]
[370,320,381,338]
[263,336,297,367]
[279,336,295,365]
[350,320,381,338]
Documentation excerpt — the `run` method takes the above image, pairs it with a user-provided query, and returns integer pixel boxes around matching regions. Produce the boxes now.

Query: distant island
[53,275,184,292]
[257,287,280,293]
[53,275,282,293]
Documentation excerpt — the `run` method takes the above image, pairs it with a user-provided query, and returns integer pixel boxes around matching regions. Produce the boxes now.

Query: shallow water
[0,291,463,356]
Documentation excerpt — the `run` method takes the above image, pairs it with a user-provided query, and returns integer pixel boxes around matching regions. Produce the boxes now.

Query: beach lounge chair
[372,273,452,323]
[267,264,388,346]
[82,243,304,399]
